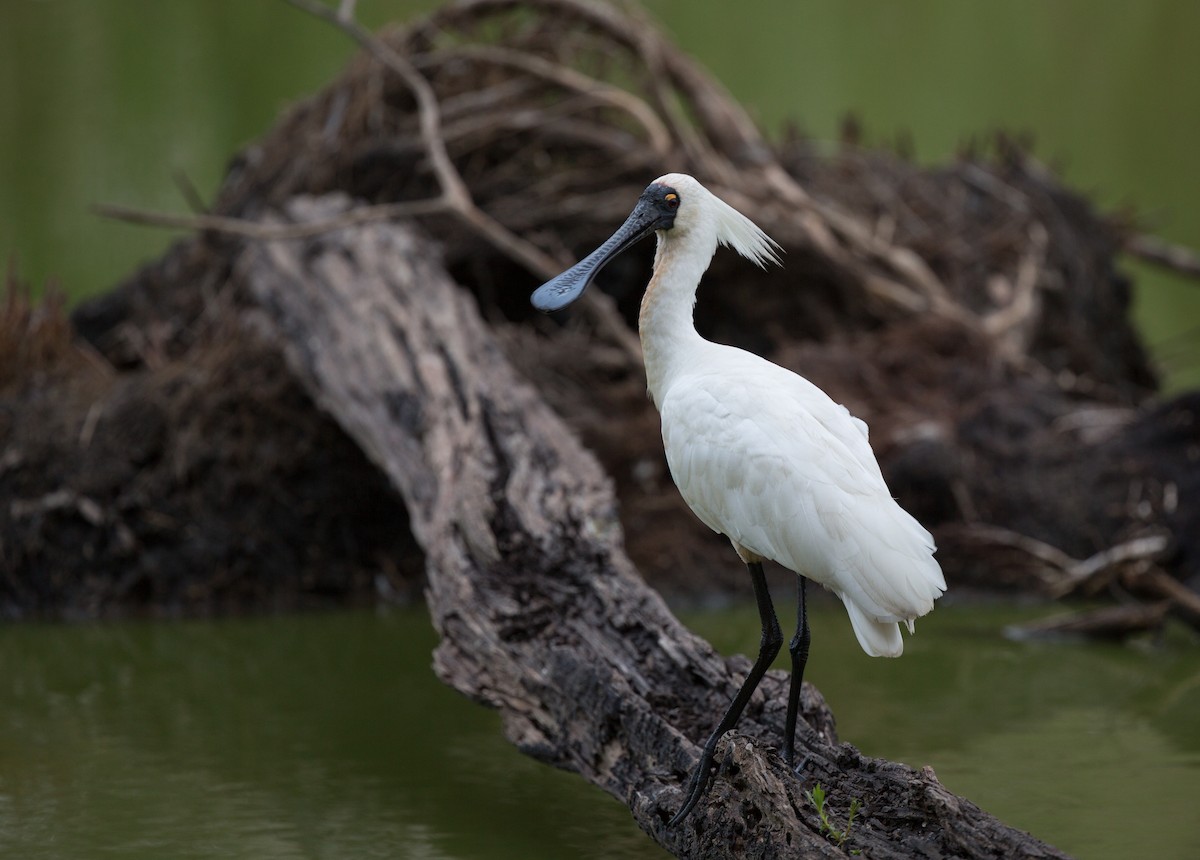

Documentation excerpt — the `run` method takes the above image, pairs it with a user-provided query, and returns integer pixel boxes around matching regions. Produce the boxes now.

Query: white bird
[531,173,946,824]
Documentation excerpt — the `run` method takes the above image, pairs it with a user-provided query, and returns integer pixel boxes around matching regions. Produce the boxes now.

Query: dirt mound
[3,0,1196,627]
[2,274,421,618]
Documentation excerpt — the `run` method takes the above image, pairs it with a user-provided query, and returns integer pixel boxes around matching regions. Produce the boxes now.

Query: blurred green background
[2,0,1199,388]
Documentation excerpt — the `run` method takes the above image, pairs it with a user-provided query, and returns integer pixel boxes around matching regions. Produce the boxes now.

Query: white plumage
[531,172,946,823]
[639,174,944,654]
[659,344,941,655]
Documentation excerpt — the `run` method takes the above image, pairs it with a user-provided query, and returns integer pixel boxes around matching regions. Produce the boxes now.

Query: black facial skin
[530,183,681,313]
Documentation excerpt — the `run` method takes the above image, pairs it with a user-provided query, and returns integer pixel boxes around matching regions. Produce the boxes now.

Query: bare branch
[963,524,1171,599]
[92,199,450,240]
[1126,233,1200,279]
[283,0,471,209]
[282,0,568,280]
[983,222,1049,354]
[425,44,673,157]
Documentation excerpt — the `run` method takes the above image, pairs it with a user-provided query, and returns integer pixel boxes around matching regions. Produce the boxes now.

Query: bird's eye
[664,193,680,210]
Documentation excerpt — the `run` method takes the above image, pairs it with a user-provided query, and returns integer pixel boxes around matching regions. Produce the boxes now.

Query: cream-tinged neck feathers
[637,174,781,404]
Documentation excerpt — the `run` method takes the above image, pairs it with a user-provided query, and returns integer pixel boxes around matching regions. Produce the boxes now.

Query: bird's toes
[790,750,813,775]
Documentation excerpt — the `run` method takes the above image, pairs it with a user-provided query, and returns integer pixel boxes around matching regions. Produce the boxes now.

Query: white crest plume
[654,173,782,269]
[710,191,783,269]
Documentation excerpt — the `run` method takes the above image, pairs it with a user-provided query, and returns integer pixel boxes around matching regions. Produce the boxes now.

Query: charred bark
[234,194,1067,858]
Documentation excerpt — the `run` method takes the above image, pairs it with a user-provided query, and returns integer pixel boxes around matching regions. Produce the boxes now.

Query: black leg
[670,561,781,826]
[783,575,810,766]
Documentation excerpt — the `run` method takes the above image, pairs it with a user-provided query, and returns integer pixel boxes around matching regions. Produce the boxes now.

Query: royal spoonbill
[531,174,946,824]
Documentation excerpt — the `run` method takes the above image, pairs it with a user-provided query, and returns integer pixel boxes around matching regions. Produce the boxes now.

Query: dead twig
[964,525,1171,599]
[422,45,673,158]
[983,222,1049,354]
[284,0,569,279]
[1005,601,1170,641]
[92,200,449,240]
[171,168,209,215]
[283,0,469,209]
[1051,533,1171,597]
[1126,233,1200,279]
[1135,569,1200,625]
[282,0,644,362]
[962,524,1078,587]
[440,0,964,322]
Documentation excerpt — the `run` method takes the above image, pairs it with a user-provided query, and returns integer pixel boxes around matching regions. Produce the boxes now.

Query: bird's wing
[659,352,942,624]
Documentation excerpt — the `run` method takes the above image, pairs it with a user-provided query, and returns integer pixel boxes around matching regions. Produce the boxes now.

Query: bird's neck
[638,233,714,406]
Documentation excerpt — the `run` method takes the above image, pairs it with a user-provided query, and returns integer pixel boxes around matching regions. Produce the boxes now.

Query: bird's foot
[787,749,813,776]
[783,716,822,773]
[668,740,729,826]
[668,760,715,826]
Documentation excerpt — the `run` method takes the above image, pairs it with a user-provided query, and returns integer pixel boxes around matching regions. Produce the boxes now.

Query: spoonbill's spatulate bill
[530,174,946,825]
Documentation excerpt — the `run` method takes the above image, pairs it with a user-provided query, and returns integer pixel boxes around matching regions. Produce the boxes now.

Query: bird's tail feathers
[842,597,904,658]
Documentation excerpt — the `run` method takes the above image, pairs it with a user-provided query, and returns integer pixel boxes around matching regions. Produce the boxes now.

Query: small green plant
[804,783,861,850]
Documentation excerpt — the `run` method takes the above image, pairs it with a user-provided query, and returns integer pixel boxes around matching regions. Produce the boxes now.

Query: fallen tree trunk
[236,194,1067,859]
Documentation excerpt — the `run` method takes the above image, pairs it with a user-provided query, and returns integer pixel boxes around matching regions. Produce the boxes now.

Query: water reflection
[1,603,1198,859]
[0,612,668,860]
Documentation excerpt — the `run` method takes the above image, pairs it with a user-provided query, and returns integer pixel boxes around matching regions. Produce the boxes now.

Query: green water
[0,608,662,860]
[2,602,1199,859]
[2,1,1200,388]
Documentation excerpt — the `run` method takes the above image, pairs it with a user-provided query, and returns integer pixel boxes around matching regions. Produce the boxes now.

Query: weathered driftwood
[1006,601,1171,642]
[235,194,1067,859]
